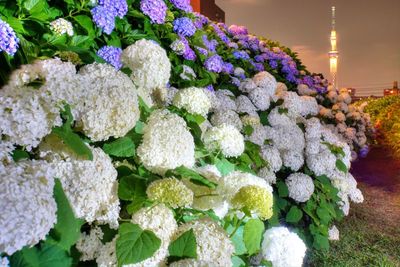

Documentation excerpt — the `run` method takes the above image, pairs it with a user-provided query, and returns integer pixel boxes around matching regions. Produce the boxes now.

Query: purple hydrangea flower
[193,13,209,28]
[359,146,369,158]
[202,35,218,53]
[230,76,241,87]
[254,55,265,63]
[204,54,223,73]
[91,6,116,34]
[140,0,167,24]
[206,84,214,91]
[222,62,234,74]
[196,46,208,56]
[211,23,230,44]
[228,25,248,36]
[179,37,196,60]
[98,0,128,18]
[170,0,193,12]
[97,46,123,69]
[173,17,196,37]
[269,60,278,69]
[233,50,250,60]
[0,18,19,56]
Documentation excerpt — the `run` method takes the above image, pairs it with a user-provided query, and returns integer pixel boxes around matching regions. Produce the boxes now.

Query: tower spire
[329,6,339,90]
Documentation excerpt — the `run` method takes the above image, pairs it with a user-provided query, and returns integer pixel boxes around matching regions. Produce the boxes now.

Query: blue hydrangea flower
[194,13,209,29]
[202,35,218,53]
[206,85,214,91]
[98,0,128,18]
[204,54,223,73]
[233,51,250,60]
[196,46,208,56]
[180,36,196,60]
[173,17,196,37]
[91,6,116,34]
[222,62,234,74]
[97,46,123,69]
[359,146,369,158]
[140,0,167,24]
[170,0,193,12]
[269,60,278,69]
[0,18,19,56]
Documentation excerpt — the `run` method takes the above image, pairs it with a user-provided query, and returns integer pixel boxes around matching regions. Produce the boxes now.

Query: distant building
[383,81,399,96]
[190,0,225,22]
[329,6,339,90]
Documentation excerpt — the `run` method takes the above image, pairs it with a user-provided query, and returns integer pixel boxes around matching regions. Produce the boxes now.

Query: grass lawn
[306,183,400,267]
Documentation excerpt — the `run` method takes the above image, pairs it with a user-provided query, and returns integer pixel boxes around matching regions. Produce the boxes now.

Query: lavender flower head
[228,25,248,36]
[91,6,116,34]
[222,62,234,74]
[233,50,250,60]
[173,17,196,37]
[196,46,208,56]
[202,35,218,53]
[204,54,223,73]
[140,0,167,24]
[0,18,19,56]
[97,46,123,69]
[194,13,209,28]
[359,145,369,158]
[170,0,193,12]
[180,37,196,60]
[206,85,214,92]
[170,38,186,55]
[98,0,128,18]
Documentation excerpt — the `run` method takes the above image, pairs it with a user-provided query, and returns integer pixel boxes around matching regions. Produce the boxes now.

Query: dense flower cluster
[203,123,245,157]
[170,0,192,12]
[140,0,167,24]
[91,0,127,34]
[173,17,196,37]
[50,18,74,36]
[173,87,211,116]
[0,18,19,56]
[97,46,123,69]
[146,178,194,208]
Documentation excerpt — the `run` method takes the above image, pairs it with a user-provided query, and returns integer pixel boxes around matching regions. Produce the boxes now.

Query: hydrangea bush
[0,1,372,266]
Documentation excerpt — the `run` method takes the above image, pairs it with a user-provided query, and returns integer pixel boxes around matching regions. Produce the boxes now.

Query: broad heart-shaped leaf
[102,137,135,157]
[118,175,147,201]
[116,223,161,266]
[168,229,197,259]
[276,181,289,198]
[232,255,247,267]
[286,206,303,223]
[243,219,265,255]
[172,166,217,189]
[312,233,330,251]
[316,207,331,225]
[49,179,84,251]
[73,15,95,37]
[10,242,72,267]
[335,159,348,173]
[215,157,235,176]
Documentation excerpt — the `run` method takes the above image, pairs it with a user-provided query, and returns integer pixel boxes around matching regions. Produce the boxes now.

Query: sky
[215,0,400,96]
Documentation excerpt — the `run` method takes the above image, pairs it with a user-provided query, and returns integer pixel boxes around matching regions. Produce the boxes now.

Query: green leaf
[23,0,44,12]
[10,242,72,267]
[243,125,254,136]
[286,206,303,223]
[49,179,83,251]
[276,181,289,198]
[168,229,197,259]
[336,159,348,173]
[316,207,331,225]
[243,219,265,255]
[73,15,95,37]
[172,166,217,189]
[215,158,235,176]
[232,255,246,267]
[313,233,330,251]
[51,105,92,160]
[228,225,246,255]
[116,223,161,266]
[103,137,135,157]
[118,175,147,201]
[12,149,30,162]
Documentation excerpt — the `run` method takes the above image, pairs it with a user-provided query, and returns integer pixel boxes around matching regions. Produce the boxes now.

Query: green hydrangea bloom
[232,185,273,220]
[146,177,194,208]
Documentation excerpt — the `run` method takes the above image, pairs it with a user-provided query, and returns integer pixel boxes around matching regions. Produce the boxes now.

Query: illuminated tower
[329,6,339,90]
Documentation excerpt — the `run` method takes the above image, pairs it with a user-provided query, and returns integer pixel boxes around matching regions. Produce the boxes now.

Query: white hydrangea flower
[239,78,257,93]
[170,259,212,267]
[249,87,271,111]
[268,107,295,127]
[39,139,120,228]
[297,84,315,96]
[0,87,61,151]
[285,173,315,202]
[77,63,140,141]
[252,71,277,95]
[261,227,307,267]
[0,140,14,164]
[76,226,104,261]
[164,86,179,106]
[180,65,196,81]
[319,106,333,118]
[0,160,57,255]
[96,236,117,267]
[173,87,211,116]
[338,92,352,104]
[121,39,171,92]
[137,109,195,175]
[210,110,242,130]
[270,124,305,152]
[50,18,74,36]
[273,82,288,101]
[246,125,269,146]
[299,96,319,116]
[171,219,234,267]
[282,150,304,172]
[240,113,260,127]
[203,123,245,157]
[234,67,245,77]
[335,112,346,122]
[260,145,282,172]
[328,225,340,241]
[327,90,338,102]
[258,167,277,185]
[0,256,9,267]
[236,95,257,114]
[215,90,237,111]
[218,171,272,201]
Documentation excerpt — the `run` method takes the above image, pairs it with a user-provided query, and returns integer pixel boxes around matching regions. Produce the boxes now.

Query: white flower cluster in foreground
[171,219,234,266]
[137,109,195,174]
[50,18,74,36]
[286,173,315,202]
[39,137,120,228]
[203,123,245,157]
[0,160,57,255]
[261,227,307,267]
[173,87,211,116]
[121,39,171,103]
